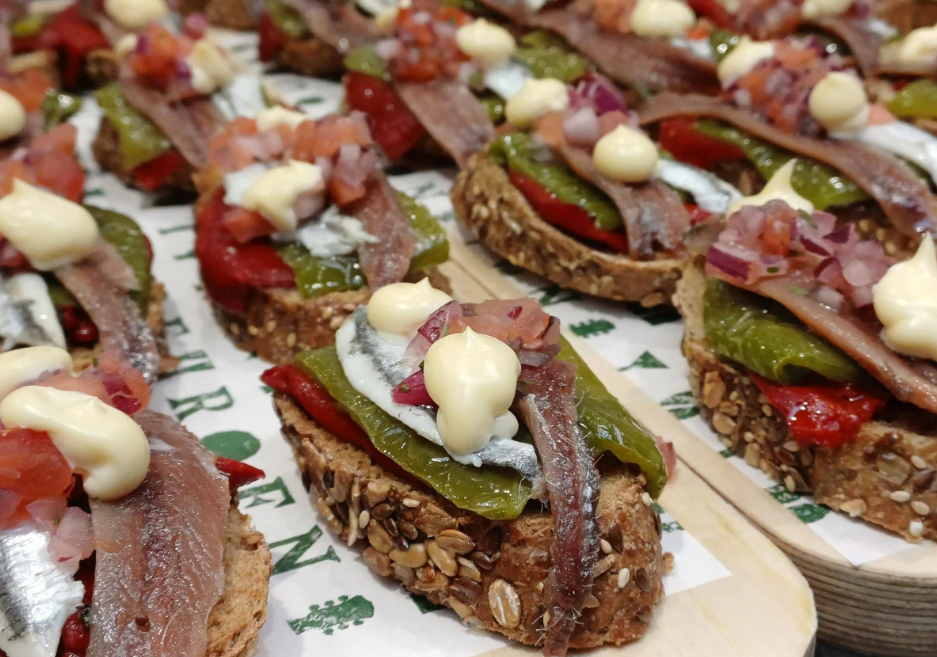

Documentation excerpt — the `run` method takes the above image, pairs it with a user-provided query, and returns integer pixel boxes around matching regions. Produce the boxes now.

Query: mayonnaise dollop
[0,347,73,402]
[0,386,151,501]
[504,78,569,128]
[367,278,453,338]
[423,327,520,455]
[455,19,517,69]
[187,40,237,95]
[104,0,169,30]
[630,0,696,37]
[888,24,937,69]
[801,0,853,19]
[0,89,26,142]
[874,237,937,362]
[256,106,308,131]
[0,179,100,270]
[808,71,869,135]
[593,125,659,183]
[241,160,323,232]
[717,37,776,86]
[726,159,814,216]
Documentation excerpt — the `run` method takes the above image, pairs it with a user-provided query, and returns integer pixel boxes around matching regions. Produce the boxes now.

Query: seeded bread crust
[675,264,937,542]
[274,393,665,649]
[211,268,451,364]
[85,49,119,87]
[451,154,683,307]
[271,37,345,79]
[92,117,197,195]
[875,0,937,33]
[71,281,179,376]
[207,504,272,657]
[179,0,258,31]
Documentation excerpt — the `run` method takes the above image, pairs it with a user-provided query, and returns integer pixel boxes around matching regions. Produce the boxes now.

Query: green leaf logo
[660,391,700,420]
[789,503,831,524]
[625,303,681,326]
[288,595,374,635]
[766,483,803,505]
[570,319,615,338]
[620,351,667,371]
[201,430,260,461]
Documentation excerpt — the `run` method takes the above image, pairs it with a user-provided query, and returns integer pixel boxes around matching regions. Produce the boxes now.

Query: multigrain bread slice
[875,0,937,33]
[71,281,179,375]
[675,265,937,542]
[451,154,683,307]
[208,504,272,657]
[274,393,665,648]
[212,268,451,364]
[179,0,259,31]
[92,118,197,195]
[84,49,120,87]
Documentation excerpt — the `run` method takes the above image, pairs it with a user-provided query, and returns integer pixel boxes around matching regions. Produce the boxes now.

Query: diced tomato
[775,39,818,72]
[60,609,91,653]
[759,202,795,255]
[25,5,110,89]
[0,67,54,112]
[195,189,295,315]
[508,171,629,253]
[393,370,435,407]
[0,428,72,529]
[343,73,426,161]
[31,123,78,156]
[0,160,29,196]
[222,207,278,244]
[261,364,413,480]
[750,373,887,448]
[686,0,736,29]
[258,13,289,62]
[685,204,711,225]
[215,457,266,492]
[308,114,371,160]
[132,150,186,192]
[658,118,747,170]
[129,24,185,90]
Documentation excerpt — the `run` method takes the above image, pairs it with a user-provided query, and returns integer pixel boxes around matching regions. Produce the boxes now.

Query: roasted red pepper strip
[215,457,266,492]
[344,72,426,161]
[750,373,887,447]
[195,189,295,315]
[508,171,630,253]
[685,204,711,225]
[258,13,289,63]
[658,118,747,170]
[132,150,186,192]
[16,5,110,89]
[262,364,413,480]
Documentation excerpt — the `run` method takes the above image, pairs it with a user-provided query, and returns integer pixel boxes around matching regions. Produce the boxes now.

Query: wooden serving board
[440,260,817,657]
[444,234,937,657]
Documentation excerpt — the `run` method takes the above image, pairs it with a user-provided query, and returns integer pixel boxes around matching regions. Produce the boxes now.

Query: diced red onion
[654,437,677,479]
[842,259,876,287]
[175,60,192,81]
[457,62,478,84]
[349,111,374,144]
[374,38,402,61]
[135,33,151,54]
[315,156,333,182]
[825,223,854,245]
[849,284,874,308]
[183,13,209,39]
[814,285,844,311]
[47,508,93,575]
[518,350,551,367]
[811,210,836,236]
[411,10,431,23]
[293,188,325,221]
[706,242,758,282]
[573,73,626,115]
[561,107,600,149]
[392,370,436,407]
[815,257,842,286]
[417,300,463,344]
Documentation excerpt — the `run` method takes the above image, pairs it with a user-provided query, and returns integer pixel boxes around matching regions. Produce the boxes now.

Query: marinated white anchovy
[0,527,84,657]
[0,273,66,351]
[654,158,743,214]
[851,122,937,185]
[336,308,543,483]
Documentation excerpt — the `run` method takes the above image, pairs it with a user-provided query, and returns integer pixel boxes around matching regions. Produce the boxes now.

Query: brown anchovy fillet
[639,93,937,240]
[804,17,879,76]
[282,0,379,53]
[347,173,414,289]
[55,258,159,383]
[87,411,229,657]
[395,80,496,167]
[517,358,599,657]
[556,144,689,259]
[120,69,223,171]
[526,10,719,95]
[744,273,937,414]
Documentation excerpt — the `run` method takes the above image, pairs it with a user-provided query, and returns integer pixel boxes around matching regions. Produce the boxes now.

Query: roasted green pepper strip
[344,45,389,80]
[278,245,365,297]
[280,194,447,297]
[42,90,82,130]
[695,120,868,210]
[709,29,741,61]
[490,133,622,230]
[886,79,937,120]
[94,84,172,170]
[265,0,308,38]
[478,94,506,123]
[703,279,860,384]
[297,347,533,520]
[557,338,668,498]
[11,15,44,37]
[87,206,153,313]
[515,31,593,84]
[396,192,450,273]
